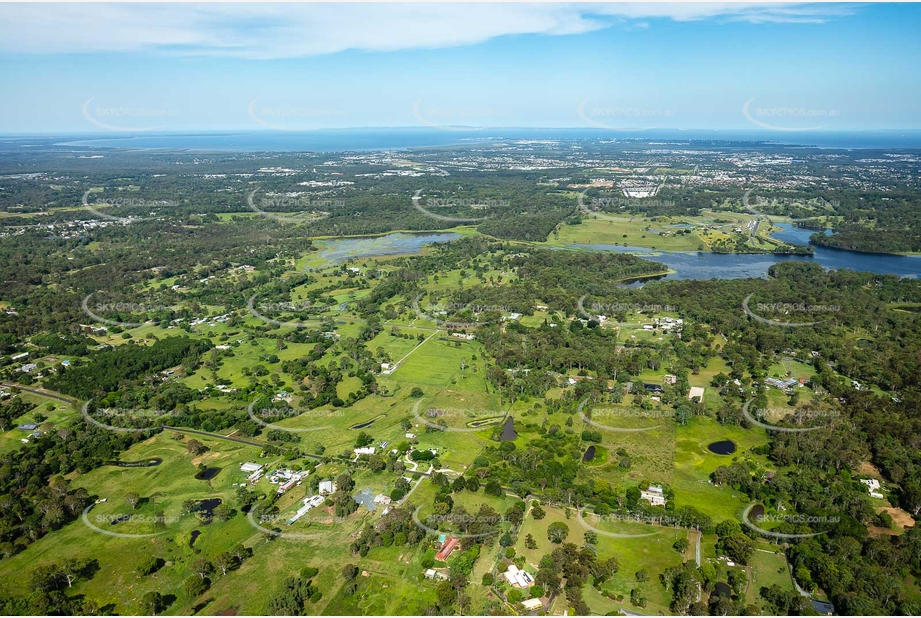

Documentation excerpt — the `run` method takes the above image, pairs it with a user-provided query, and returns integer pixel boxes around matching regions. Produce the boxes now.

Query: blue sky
[0,2,918,132]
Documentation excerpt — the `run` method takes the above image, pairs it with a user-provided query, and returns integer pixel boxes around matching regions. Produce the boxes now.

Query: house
[688,386,705,401]
[405,433,416,439]
[10,352,28,361]
[641,485,666,507]
[435,537,460,562]
[241,462,263,473]
[354,446,376,456]
[424,569,448,581]
[319,480,336,494]
[288,494,326,524]
[811,600,835,616]
[17,423,39,431]
[18,363,37,373]
[664,374,678,384]
[860,478,885,499]
[644,383,662,393]
[521,598,543,611]
[502,564,535,588]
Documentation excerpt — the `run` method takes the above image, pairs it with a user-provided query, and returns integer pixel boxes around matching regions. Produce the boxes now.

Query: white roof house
[521,598,543,611]
[641,485,666,507]
[240,462,263,473]
[503,564,535,588]
[354,446,376,456]
[860,478,884,499]
[319,480,336,494]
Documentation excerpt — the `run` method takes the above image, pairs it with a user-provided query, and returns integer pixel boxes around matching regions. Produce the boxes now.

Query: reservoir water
[312,226,918,280]
[573,224,919,280]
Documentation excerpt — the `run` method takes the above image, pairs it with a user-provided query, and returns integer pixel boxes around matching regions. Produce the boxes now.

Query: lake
[310,226,919,280]
[573,224,920,280]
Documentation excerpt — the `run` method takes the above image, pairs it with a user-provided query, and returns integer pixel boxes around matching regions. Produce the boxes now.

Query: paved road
[695,530,701,567]
[1,382,76,404]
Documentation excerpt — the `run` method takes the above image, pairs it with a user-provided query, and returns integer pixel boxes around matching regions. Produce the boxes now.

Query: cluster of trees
[47,335,212,400]
[266,567,323,614]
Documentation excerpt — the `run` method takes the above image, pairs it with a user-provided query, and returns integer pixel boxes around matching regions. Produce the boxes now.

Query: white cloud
[0,3,855,60]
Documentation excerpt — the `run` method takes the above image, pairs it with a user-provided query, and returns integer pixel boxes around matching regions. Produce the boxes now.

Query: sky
[0,2,919,133]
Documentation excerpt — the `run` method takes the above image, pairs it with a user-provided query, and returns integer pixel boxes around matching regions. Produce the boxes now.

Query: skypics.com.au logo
[247,99,345,131]
[576,295,677,322]
[81,400,181,433]
[81,292,174,329]
[411,507,507,539]
[742,293,840,328]
[247,400,343,434]
[742,98,840,132]
[80,504,179,539]
[411,100,507,132]
[412,190,504,223]
[741,188,838,225]
[741,503,839,540]
[409,400,507,434]
[577,100,675,130]
[81,99,179,132]
[577,397,670,433]
[741,400,840,434]
[81,189,176,223]
[412,293,509,329]
[246,294,330,329]
[577,508,673,539]
[247,186,342,224]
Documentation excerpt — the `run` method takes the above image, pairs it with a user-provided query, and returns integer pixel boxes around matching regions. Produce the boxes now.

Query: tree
[136,555,162,576]
[674,538,690,554]
[531,503,546,520]
[213,504,235,521]
[183,575,210,598]
[525,533,538,550]
[636,569,648,583]
[354,431,373,448]
[192,558,213,580]
[342,563,359,581]
[125,492,141,510]
[139,591,166,615]
[547,521,570,544]
[214,551,236,576]
[186,439,207,455]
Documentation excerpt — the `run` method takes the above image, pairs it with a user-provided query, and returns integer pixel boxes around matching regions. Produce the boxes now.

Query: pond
[315,232,461,264]
[193,498,223,517]
[195,467,221,481]
[714,582,732,598]
[499,417,518,442]
[189,529,201,547]
[582,445,596,462]
[750,504,766,522]
[708,440,737,455]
